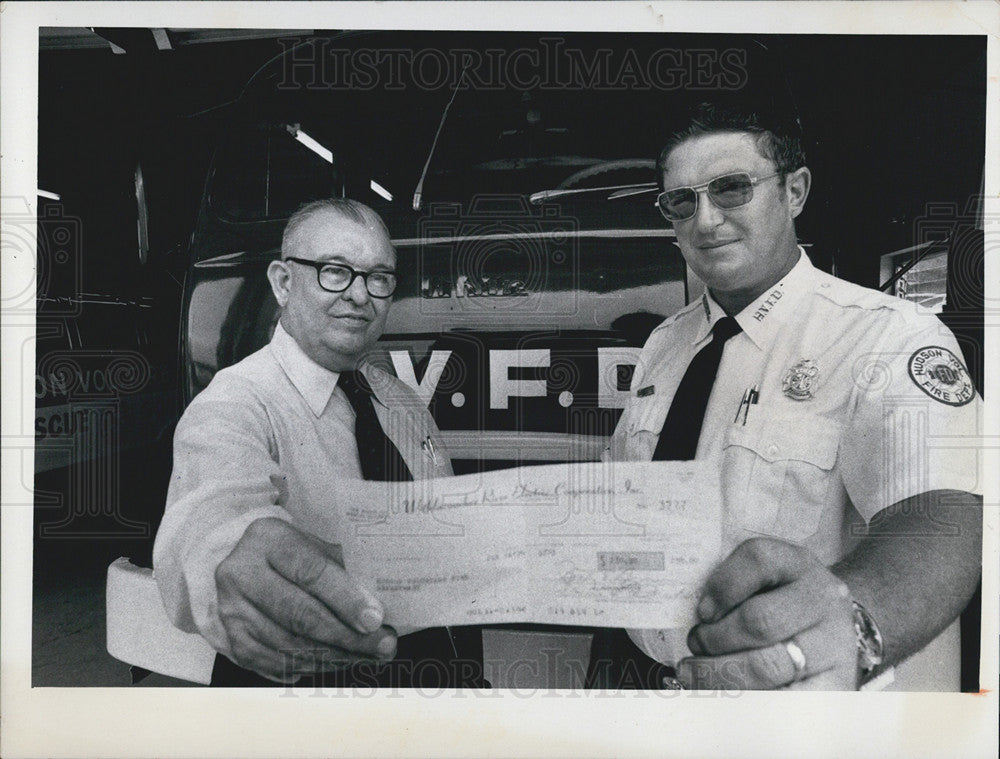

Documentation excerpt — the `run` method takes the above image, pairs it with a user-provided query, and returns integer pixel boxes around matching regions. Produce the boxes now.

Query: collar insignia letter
[782,359,819,401]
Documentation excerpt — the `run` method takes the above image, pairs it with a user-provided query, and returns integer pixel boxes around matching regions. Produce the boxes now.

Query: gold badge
[782,359,819,401]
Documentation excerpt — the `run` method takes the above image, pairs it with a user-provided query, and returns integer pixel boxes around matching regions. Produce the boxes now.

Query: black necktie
[585,316,741,690]
[338,370,413,482]
[338,370,486,687]
[652,316,742,461]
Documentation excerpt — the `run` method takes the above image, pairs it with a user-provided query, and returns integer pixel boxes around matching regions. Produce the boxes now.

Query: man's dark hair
[657,101,806,187]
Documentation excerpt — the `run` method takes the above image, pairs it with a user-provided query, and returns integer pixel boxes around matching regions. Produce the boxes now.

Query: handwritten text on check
[299,461,722,631]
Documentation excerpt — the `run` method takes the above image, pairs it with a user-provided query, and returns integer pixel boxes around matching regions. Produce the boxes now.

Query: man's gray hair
[281,198,392,258]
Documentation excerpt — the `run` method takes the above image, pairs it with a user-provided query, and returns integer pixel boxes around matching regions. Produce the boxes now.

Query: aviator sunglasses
[655,171,782,222]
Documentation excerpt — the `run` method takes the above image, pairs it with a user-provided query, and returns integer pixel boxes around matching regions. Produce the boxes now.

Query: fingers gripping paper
[298,461,722,631]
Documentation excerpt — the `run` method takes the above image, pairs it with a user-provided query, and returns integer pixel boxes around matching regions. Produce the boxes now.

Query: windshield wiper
[528,182,657,204]
[607,186,660,200]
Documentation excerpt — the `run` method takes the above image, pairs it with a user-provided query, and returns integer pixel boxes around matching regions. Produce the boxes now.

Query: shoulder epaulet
[647,297,702,338]
[813,271,911,313]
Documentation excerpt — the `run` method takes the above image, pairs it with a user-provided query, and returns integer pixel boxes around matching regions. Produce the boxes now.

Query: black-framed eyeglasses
[284,258,398,298]
[655,171,782,222]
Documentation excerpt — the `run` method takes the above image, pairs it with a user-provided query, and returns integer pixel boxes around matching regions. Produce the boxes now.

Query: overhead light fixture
[285,124,332,164]
[37,189,61,201]
[151,29,172,51]
[370,180,393,202]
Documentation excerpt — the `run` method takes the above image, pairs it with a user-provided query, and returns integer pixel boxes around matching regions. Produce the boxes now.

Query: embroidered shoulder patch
[908,346,975,406]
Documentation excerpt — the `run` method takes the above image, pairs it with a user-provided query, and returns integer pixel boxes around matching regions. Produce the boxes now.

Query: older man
[596,103,982,690]
[153,199,462,686]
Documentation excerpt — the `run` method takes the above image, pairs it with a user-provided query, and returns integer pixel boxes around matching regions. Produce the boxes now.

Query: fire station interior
[30,29,984,687]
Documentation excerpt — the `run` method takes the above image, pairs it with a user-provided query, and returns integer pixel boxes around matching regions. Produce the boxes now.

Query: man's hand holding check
[215,517,397,681]
[679,538,858,690]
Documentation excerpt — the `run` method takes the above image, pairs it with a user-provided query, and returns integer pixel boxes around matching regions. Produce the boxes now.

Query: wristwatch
[852,600,885,679]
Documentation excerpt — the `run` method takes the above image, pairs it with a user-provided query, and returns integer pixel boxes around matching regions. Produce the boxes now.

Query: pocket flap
[726,417,841,469]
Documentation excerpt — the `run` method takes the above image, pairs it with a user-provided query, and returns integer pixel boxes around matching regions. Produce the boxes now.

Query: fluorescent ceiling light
[370,180,393,201]
[286,124,333,164]
[37,189,61,200]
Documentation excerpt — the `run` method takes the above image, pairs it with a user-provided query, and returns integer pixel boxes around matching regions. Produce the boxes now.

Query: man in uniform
[596,103,982,690]
[153,198,467,685]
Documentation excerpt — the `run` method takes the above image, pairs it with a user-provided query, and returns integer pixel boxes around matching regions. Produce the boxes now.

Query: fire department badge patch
[908,346,975,406]
[782,359,819,401]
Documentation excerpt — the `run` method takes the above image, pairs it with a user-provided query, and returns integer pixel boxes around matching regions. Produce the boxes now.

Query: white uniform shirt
[608,250,981,688]
[153,323,453,660]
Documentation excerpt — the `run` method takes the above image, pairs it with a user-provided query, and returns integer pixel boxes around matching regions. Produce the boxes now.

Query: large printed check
[298,461,722,632]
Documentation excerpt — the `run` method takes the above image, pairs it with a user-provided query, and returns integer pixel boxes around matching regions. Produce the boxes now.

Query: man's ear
[786,166,811,220]
[267,259,292,308]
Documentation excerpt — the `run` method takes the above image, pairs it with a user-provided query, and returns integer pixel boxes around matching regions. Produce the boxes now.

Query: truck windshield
[206,85,668,227]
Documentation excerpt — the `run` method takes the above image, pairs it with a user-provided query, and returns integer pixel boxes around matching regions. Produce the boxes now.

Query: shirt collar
[693,247,817,349]
[269,322,341,417]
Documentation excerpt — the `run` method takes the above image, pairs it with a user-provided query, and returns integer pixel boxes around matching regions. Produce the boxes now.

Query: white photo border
[2,2,998,757]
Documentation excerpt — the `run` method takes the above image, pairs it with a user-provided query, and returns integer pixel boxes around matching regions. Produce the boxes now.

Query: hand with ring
[676,537,859,690]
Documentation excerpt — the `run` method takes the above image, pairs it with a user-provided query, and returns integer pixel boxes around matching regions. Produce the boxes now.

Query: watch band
[852,600,885,677]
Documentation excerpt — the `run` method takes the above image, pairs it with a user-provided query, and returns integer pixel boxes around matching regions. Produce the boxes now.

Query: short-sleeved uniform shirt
[607,251,981,686]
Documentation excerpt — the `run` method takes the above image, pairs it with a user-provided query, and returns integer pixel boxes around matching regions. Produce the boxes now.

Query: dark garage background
[31,29,985,688]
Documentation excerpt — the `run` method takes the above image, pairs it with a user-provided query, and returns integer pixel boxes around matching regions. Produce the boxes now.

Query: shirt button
[767,444,780,457]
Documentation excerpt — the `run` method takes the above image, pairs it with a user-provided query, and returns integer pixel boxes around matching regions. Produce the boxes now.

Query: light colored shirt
[608,250,981,689]
[153,323,453,659]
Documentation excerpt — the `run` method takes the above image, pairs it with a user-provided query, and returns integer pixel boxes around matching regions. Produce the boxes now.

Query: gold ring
[784,639,808,682]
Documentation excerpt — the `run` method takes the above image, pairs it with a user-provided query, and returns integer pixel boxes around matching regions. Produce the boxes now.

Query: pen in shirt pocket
[421,435,439,465]
[733,385,760,425]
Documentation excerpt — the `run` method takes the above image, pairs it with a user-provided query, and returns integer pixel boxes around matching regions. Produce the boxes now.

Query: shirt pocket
[722,416,841,543]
